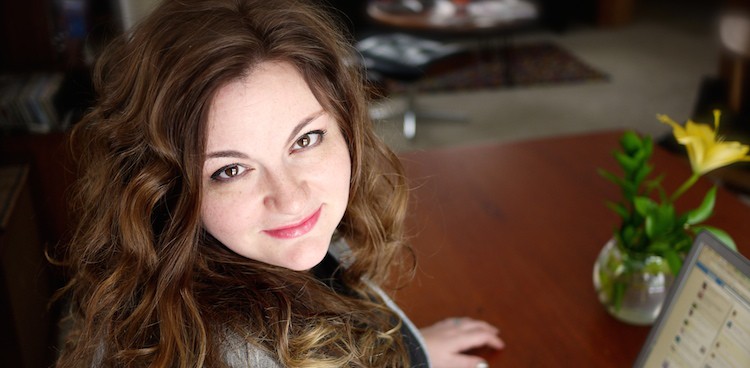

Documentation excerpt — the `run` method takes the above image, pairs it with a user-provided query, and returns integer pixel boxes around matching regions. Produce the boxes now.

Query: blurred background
[1,0,749,366]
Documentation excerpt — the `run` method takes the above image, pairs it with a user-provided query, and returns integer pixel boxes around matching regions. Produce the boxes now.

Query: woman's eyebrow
[286,110,325,143]
[205,150,249,160]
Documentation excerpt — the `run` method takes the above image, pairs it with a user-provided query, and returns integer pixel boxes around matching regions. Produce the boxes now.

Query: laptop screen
[634,232,750,368]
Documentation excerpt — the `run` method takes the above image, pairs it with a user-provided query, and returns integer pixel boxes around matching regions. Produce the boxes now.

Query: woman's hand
[419,317,504,368]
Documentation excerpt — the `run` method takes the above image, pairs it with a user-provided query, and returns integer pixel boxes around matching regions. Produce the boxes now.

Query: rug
[382,42,608,94]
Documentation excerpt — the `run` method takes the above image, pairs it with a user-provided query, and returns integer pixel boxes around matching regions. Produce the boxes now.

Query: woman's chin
[271,236,332,271]
[279,249,329,271]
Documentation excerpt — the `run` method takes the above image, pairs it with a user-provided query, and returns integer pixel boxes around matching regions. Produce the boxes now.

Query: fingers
[450,318,505,352]
[453,318,499,335]
[422,317,505,351]
[420,316,504,368]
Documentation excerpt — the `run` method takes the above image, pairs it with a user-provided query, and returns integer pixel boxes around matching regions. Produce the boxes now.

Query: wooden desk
[395,131,750,366]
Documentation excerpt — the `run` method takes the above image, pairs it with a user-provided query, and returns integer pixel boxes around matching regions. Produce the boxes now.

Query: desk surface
[395,131,750,366]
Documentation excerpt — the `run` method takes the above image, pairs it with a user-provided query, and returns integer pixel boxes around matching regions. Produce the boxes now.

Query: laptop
[633,231,750,368]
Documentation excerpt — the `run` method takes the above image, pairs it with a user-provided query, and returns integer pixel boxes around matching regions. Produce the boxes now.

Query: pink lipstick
[263,207,321,239]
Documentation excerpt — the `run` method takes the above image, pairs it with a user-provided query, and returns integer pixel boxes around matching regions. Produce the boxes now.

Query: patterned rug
[383,42,608,94]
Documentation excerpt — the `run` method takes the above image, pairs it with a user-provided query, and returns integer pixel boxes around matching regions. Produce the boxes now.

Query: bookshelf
[0,0,108,247]
[0,2,109,363]
[0,132,74,248]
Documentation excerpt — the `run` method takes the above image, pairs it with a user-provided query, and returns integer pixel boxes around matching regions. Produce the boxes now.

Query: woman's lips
[263,206,322,239]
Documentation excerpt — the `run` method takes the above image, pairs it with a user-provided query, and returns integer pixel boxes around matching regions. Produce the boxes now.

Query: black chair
[356,33,467,139]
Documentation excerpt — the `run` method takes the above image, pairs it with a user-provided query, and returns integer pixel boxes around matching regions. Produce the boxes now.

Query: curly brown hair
[55,0,414,366]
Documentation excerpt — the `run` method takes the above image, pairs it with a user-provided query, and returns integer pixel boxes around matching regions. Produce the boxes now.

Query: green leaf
[645,175,664,193]
[620,131,642,155]
[606,201,630,219]
[620,226,635,249]
[632,163,652,187]
[676,213,688,227]
[646,240,670,253]
[622,182,638,202]
[642,135,654,158]
[664,249,683,275]
[673,237,693,253]
[693,226,737,251]
[686,186,717,225]
[598,169,625,188]
[615,152,638,173]
[632,148,649,167]
[633,196,657,216]
[645,204,676,239]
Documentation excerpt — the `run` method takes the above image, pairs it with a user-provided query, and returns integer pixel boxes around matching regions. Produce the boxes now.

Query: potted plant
[594,110,749,325]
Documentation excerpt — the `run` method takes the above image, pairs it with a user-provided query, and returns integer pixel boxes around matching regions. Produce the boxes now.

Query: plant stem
[670,173,700,203]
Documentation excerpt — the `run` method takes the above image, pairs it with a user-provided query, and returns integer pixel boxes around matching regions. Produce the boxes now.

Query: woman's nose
[262,168,308,215]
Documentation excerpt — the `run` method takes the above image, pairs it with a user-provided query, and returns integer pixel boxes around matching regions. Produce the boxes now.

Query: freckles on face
[199,61,351,271]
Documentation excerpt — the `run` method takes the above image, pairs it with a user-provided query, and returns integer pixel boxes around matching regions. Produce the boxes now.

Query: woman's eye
[211,164,246,181]
[292,130,326,151]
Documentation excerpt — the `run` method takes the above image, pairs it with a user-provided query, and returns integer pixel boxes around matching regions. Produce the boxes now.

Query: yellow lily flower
[658,110,750,175]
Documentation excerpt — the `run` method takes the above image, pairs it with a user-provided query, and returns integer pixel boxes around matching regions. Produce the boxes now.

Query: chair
[356,33,467,139]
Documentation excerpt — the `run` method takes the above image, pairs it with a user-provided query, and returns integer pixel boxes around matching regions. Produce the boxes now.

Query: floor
[373,0,723,153]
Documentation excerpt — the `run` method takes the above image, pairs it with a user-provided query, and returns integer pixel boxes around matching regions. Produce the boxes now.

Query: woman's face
[201,61,351,271]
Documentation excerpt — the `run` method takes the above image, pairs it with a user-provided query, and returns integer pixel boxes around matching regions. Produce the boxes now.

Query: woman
[56,0,502,366]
